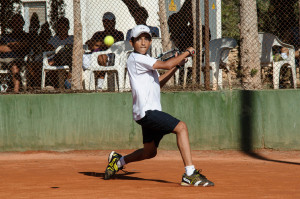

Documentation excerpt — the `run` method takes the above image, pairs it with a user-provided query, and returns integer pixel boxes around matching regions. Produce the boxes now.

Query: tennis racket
[156,48,195,61]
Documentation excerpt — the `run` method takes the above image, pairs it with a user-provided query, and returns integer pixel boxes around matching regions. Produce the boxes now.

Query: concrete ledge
[0,90,299,151]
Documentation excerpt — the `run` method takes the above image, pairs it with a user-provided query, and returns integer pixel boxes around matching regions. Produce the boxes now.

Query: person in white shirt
[104,25,214,187]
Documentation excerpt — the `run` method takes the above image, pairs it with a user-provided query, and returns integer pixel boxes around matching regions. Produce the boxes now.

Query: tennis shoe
[104,151,123,180]
[181,169,214,187]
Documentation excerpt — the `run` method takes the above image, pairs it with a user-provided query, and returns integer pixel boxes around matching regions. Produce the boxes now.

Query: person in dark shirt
[91,12,124,51]
[0,14,30,92]
[90,12,125,74]
[168,0,210,51]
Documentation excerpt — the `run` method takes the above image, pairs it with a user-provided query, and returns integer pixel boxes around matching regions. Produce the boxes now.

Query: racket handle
[186,49,195,57]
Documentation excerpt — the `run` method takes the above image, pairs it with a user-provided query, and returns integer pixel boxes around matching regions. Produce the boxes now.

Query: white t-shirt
[48,35,74,49]
[127,52,161,121]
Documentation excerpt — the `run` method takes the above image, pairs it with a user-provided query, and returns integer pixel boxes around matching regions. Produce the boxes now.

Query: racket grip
[186,49,195,57]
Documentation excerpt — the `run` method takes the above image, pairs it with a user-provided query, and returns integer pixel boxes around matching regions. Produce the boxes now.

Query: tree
[72,0,83,90]
[0,0,21,34]
[222,0,240,40]
[240,0,262,89]
[49,0,65,33]
[158,0,172,52]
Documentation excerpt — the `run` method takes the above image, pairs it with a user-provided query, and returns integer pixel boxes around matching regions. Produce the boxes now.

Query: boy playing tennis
[104,25,214,186]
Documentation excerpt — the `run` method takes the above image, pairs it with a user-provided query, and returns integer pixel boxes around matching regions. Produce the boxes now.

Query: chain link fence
[0,0,299,94]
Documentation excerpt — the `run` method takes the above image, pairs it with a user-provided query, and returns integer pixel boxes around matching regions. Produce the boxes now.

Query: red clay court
[0,149,299,199]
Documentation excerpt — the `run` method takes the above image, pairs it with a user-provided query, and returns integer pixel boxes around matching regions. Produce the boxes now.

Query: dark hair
[57,17,69,27]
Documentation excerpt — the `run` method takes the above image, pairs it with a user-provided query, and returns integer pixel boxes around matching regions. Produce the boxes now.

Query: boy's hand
[186,47,195,57]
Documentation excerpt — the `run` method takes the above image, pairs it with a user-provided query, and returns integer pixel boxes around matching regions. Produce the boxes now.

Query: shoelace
[196,169,208,179]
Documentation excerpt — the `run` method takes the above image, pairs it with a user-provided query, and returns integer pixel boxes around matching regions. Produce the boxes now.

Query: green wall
[0,90,299,151]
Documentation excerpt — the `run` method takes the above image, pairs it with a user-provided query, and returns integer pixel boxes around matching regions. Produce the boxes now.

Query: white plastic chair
[87,41,133,92]
[41,45,70,89]
[258,32,296,89]
[182,38,237,90]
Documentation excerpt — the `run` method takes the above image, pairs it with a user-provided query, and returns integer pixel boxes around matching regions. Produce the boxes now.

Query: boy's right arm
[153,47,195,70]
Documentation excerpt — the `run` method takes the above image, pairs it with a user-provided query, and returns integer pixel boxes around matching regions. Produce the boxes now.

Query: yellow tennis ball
[104,35,114,47]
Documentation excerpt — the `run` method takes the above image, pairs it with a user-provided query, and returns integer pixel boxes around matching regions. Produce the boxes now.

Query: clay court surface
[0,150,299,199]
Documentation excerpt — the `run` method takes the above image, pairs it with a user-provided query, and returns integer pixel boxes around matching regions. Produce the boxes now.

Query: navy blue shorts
[136,110,180,147]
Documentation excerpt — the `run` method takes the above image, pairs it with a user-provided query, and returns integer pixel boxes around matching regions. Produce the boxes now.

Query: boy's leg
[173,121,214,187]
[172,121,193,166]
[124,141,157,164]
[104,141,157,180]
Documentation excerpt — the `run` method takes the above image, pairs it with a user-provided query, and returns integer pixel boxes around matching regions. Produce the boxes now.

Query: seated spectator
[89,12,124,90]
[92,12,124,50]
[46,17,74,89]
[26,22,52,89]
[38,22,52,53]
[0,14,30,92]
[47,17,74,67]
[28,13,41,59]
[83,35,109,90]
[125,6,160,40]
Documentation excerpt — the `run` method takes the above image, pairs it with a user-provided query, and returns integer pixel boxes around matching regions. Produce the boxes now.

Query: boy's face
[130,33,152,55]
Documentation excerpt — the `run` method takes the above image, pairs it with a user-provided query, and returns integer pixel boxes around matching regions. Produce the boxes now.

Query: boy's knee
[143,149,157,159]
[175,121,188,132]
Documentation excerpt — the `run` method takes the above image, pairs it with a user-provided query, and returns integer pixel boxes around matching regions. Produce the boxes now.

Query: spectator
[47,17,74,67]
[47,17,74,89]
[28,13,40,58]
[89,12,124,90]
[26,22,52,89]
[48,17,74,50]
[37,22,52,56]
[125,6,160,40]
[0,14,30,92]
[83,35,108,90]
[168,0,210,51]
[92,12,124,50]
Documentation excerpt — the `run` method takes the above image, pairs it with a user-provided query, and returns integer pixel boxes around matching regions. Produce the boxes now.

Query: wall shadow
[240,90,300,165]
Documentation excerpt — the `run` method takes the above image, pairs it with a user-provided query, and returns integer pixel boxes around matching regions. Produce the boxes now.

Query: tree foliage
[222,0,299,46]
[49,0,66,33]
[222,0,240,40]
[0,0,21,34]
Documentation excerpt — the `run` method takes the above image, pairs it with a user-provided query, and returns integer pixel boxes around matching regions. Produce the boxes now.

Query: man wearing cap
[91,12,124,50]
[87,12,124,89]
[103,25,215,187]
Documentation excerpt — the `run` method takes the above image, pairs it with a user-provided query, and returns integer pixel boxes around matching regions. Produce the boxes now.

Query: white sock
[117,156,126,168]
[185,165,195,176]
[97,78,104,89]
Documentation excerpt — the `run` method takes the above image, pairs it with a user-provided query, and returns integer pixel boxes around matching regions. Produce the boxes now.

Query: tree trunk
[71,0,83,90]
[192,0,199,87]
[158,0,174,86]
[158,0,172,51]
[240,0,261,89]
[204,0,210,90]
